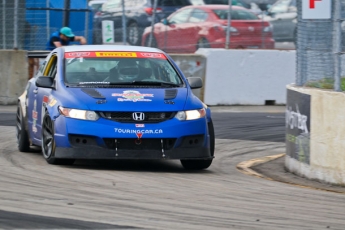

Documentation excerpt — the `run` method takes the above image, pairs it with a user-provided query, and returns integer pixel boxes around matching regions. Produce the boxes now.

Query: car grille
[103,138,176,150]
[99,112,176,123]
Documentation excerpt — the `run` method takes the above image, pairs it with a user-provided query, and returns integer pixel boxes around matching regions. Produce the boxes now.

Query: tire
[208,119,215,157]
[196,38,211,50]
[16,104,30,152]
[127,22,141,46]
[180,120,215,170]
[145,35,158,48]
[41,111,74,165]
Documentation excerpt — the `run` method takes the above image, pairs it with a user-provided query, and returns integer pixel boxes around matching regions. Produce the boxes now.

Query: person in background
[46,27,87,50]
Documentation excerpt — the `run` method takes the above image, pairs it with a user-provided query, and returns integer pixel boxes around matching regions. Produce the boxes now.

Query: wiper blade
[130,81,181,87]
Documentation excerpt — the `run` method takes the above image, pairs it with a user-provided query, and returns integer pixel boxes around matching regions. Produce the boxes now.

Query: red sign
[309,0,322,9]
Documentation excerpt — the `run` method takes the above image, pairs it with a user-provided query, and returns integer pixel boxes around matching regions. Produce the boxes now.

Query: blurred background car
[141,5,274,53]
[260,0,297,43]
[193,0,278,14]
[89,0,107,13]
[93,0,193,45]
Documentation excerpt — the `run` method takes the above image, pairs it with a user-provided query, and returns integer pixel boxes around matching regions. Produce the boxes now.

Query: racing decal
[136,133,143,139]
[32,99,38,133]
[135,124,145,128]
[64,52,167,59]
[49,98,57,107]
[114,128,163,135]
[137,52,166,59]
[112,90,154,102]
[95,52,137,57]
[43,95,49,104]
[66,52,90,57]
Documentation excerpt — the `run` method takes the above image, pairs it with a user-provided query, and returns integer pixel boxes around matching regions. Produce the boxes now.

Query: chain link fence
[0,0,92,50]
[0,0,292,52]
[296,0,345,92]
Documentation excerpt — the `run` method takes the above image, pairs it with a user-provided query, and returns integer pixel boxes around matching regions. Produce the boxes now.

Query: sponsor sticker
[49,99,57,107]
[43,95,49,103]
[136,133,143,139]
[114,128,163,135]
[112,90,154,102]
[138,52,165,59]
[135,124,145,128]
[95,52,137,57]
[64,51,166,59]
[66,52,90,57]
[32,99,37,133]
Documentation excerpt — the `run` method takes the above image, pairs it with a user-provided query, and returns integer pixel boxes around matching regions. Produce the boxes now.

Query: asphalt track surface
[1,107,345,229]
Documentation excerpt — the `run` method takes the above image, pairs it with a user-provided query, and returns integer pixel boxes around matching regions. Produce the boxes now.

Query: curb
[236,153,285,180]
[237,153,345,194]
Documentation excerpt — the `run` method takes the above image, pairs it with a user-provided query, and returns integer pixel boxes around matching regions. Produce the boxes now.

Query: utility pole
[63,0,71,27]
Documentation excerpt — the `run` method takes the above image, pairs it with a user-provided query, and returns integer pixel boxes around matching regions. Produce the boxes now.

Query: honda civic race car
[16,45,215,170]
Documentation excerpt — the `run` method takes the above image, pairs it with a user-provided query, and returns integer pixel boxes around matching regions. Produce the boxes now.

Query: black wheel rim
[128,24,139,44]
[42,115,54,158]
[198,39,209,48]
[16,107,22,141]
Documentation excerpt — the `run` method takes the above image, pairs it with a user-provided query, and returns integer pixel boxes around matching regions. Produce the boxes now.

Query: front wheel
[16,104,30,152]
[42,111,74,165]
[127,22,141,46]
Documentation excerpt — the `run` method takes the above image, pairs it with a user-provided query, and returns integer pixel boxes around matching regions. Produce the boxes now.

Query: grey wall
[0,50,28,105]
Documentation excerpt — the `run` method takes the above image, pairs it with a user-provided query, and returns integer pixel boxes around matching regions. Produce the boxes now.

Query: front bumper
[55,145,212,160]
[53,115,212,160]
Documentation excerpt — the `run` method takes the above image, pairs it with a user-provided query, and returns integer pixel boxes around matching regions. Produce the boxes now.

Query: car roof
[62,45,163,53]
[186,4,247,10]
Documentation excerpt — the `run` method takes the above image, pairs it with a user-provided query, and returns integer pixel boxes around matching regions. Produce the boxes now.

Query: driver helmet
[117,59,140,81]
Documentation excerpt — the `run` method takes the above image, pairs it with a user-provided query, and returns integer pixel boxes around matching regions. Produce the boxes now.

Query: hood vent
[81,88,105,99]
[164,89,177,100]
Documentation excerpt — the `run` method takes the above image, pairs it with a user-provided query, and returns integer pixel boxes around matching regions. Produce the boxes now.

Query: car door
[187,8,208,52]
[32,54,58,142]
[164,8,193,52]
[26,56,50,144]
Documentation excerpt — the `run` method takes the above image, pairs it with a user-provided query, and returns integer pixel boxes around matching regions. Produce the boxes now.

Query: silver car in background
[261,0,297,43]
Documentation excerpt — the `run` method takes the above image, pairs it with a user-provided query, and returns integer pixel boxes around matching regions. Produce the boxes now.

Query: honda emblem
[132,112,145,121]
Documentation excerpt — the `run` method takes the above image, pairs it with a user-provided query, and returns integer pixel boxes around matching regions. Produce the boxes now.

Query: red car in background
[142,5,275,53]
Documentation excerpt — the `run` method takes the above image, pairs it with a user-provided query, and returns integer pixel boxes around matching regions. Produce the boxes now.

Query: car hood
[60,87,188,112]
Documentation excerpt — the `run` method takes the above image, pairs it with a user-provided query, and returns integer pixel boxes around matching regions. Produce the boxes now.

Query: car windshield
[213,9,258,20]
[64,51,183,87]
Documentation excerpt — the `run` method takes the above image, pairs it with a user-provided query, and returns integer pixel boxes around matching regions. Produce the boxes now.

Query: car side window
[103,0,121,11]
[169,8,192,24]
[189,9,208,23]
[269,0,291,14]
[44,55,58,79]
[234,10,258,20]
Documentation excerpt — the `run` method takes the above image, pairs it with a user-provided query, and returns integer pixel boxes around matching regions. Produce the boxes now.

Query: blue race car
[17,45,215,170]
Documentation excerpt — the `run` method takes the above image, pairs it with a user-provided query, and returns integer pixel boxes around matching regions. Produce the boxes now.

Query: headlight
[175,109,206,121]
[59,106,99,121]
[263,25,272,32]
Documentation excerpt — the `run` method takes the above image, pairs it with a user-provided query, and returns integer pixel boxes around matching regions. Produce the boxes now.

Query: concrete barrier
[285,85,345,185]
[196,48,296,105]
[0,50,28,105]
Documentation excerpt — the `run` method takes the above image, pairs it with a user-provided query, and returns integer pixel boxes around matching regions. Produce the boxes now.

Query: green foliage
[305,77,345,91]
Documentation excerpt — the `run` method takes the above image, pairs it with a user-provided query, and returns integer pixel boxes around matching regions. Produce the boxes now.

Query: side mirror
[188,77,203,89]
[161,18,169,25]
[36,76,54,88]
